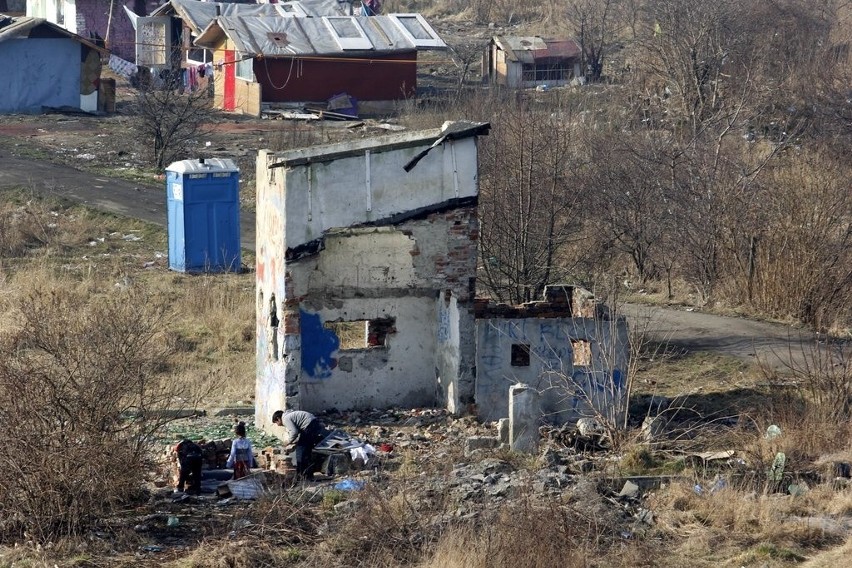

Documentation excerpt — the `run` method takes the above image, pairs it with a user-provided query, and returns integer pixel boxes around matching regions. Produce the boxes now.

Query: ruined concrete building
[474,285,629,425]
[255,121,628,430]
[255,122,489,430]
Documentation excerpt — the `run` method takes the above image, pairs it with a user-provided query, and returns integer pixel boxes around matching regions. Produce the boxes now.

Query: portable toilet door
[166,158,241,272]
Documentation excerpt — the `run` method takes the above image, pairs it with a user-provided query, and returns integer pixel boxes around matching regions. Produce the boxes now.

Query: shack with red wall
[194,13,445,116]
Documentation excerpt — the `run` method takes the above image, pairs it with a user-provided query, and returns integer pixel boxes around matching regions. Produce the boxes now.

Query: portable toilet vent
[166,158,241,273]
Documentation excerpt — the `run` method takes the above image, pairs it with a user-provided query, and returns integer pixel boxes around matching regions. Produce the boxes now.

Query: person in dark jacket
[272,410,329,479]
[175,439,203,494]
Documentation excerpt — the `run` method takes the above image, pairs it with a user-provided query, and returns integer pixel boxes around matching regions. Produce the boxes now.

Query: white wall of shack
[475,317,630,424]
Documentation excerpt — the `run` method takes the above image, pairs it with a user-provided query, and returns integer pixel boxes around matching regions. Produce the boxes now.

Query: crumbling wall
[474,286,629,424]
[255,124,486,430]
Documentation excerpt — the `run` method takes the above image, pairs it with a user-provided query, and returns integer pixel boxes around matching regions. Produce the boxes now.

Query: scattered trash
[141,545,163,553]
[219,473,266,500]
[75,153,96,160]
[767,452,787,482]
[635,508,654,525]
[123,233,142,242]
[693,484,704,495]
[576,417,604,437]
[765,425,782,440]
[326,92,358,118]
[350,444,376,463]
[710,478,728,493]
[166,515,180,527]
[334,478,366,491]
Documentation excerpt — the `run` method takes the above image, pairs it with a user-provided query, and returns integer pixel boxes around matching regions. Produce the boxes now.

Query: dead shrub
[421,495,654,568]
[0,285,200,543]
[754,339,852,462]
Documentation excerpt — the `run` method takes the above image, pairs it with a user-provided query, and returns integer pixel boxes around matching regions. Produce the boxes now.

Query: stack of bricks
[261,446,295,474]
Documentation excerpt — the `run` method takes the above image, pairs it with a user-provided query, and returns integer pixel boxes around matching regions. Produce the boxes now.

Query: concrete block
[496,418,509,444]
[465,436,499,456]
[509,384,539,453]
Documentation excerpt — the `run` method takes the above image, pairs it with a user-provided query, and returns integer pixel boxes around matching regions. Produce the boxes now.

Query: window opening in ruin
[269,294,279,361]
[324,317,396,350]
[571,339,592,367]
[511,344,531,367]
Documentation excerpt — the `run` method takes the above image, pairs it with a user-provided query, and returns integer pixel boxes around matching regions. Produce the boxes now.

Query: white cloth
[109,54,138,79]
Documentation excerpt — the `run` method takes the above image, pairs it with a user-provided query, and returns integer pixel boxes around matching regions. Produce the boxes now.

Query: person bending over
[272,410,329,479]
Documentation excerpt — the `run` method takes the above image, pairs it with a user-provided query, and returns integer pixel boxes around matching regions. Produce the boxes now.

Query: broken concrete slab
[464,436,499,456]
[509,384,539,453]
[619,480,640,499]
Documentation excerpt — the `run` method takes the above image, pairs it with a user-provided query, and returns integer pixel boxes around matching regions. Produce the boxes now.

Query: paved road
[0,153,829,370]
[621,304,819,371]
[0,153,257,250]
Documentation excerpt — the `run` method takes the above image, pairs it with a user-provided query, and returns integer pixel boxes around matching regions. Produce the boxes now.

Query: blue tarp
[0,38,82,113]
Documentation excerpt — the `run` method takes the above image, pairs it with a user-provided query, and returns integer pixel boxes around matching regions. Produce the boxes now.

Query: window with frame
[187,46,213,66]
[236,55,254,81]
[324,17,372,50]
[388,14,445,48]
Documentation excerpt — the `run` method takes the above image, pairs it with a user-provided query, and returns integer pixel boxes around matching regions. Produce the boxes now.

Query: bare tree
[566,0,623,81]
[477,97,586,303]
[0,286,207,542]
[131,70,213,170]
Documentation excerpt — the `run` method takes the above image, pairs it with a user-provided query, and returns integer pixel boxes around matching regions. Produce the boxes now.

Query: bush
[0,286,187,543]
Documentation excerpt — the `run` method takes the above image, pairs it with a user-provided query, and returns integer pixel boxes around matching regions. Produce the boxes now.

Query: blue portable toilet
[166,158,241,273]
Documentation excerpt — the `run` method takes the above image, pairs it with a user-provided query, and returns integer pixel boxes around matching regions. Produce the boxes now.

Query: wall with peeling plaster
[255,125,485,430]
[475,316,630,424]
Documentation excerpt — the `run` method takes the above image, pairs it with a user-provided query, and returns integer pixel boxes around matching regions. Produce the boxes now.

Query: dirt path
[0,152,257,250]
[622,303,823,371]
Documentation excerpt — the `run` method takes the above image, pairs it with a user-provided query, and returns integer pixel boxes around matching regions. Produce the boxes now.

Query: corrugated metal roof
[0,15,109,52]
[494,36,581,63]
[195,14,446,56]
[153,0,348,34]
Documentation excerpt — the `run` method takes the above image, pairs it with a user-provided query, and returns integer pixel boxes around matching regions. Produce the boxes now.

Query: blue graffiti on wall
[300,310,339,378]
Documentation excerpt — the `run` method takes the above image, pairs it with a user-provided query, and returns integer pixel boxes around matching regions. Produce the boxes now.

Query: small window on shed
[325,317,396,350]
[572,339,592,367]
[236,55,254,81]
[511,344,531,367]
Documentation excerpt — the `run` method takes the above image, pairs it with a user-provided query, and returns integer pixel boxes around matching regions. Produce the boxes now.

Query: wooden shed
[484,36,582,89]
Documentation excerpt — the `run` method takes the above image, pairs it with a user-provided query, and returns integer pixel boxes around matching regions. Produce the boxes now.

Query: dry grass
[651,481,849,566]
[0,189,255,405]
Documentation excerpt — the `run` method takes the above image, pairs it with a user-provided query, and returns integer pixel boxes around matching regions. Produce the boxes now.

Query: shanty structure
[0,15,108,113]
[133,0,340,71]
[484,36,582,89]
[26,0,142,61]
[193,12,445,115]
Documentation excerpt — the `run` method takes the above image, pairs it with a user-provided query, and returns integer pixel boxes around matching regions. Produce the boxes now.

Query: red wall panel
[253,52,418,102]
